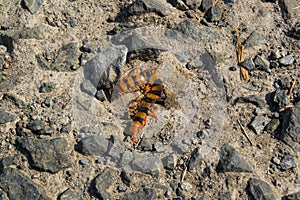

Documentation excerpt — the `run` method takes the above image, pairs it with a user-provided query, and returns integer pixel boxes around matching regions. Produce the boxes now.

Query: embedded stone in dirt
[123,188,156,200]
[17,137,72,173]
[247,178,276,200]
[0,167,51,200]
[0,109,16,124]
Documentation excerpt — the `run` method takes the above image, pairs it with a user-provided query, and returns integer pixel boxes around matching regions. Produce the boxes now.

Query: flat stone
[107,136,125,162]
[22,0,44,14]
[83,44,127,90]
[0,167,51,200]
[91,167,117,200]
[0,109,16,124]
[118,150,134,168]
[240,58,256,71]
[80,80,97,96]
[205,6,222,22]
[235,95,266,108]
[19,25,45,39]
[278,54,295,66]
[168,0,188,11]
[247,178,275,200]
[163,154,178,170]
[218,144,253,172]
[123,188,156,200]
[95,90,107,101]
[281,103,300,151]
[51,42,79,71]
[280,155,297,170]
[188,147,204,170]
[27,119,45,133]
[249,115,271,135]
[0,155,20,170]
[131,152,162,175]
[244,31,267,48]
[58,188,83,200]
[171,139,189,154]
[17,137,72,173]
[274,89,289,110]
[175,20,220,42]
[79,134,110,157]
[254,54,271,73]
[128,0,173,17]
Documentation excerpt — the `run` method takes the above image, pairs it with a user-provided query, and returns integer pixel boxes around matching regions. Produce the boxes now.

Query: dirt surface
[0,0,299,199]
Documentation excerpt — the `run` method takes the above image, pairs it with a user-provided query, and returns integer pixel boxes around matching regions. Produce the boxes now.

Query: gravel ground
[0,0,299,199]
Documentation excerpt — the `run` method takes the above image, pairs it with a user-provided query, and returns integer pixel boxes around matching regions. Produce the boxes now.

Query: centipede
[111,62,167,145]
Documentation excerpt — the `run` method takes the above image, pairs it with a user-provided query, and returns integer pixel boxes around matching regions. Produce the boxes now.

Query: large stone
[217,144,253,172]
[0,167,51,200]
[17,137,72,173]
[91,168,118,200]
[247,178,276,200]
[0,109,16,124]
[22,0,44,14]
[244,31,267,48]
[79,134,110,157]
[128,0,173,17]
[281,103,300,152]
[131,152,162,175]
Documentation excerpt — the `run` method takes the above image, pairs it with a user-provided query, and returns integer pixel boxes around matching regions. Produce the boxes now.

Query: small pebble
[279,54,294,66]
[180,182,192,191]
[79,159,89,165]
[0,45,7,54]
[280,155,296,170]
[272,157,281,165]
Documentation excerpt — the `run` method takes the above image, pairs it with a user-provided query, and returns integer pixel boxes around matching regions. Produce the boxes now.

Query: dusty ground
[0,0,299,199]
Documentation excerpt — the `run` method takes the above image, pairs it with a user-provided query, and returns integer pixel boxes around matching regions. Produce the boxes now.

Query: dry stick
[235,29,249,81]
[288,79,296,97]
[237,119,253,146]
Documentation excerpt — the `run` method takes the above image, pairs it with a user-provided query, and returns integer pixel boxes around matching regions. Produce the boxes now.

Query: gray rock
[58,188,83,200]
[79,159,89,165]
[288,22,300,40]
[80,80,97,96]
[91,168,117,200]
[0,109,16,124]
[171,139,189,154]
[240,58,256,71]
[270,61,279,68]
[200,0,213,11]
[131,153,162,174]
[175,20,220,42]
[244,31,267,48]
[279,54,295,66]
[188,147,204,170]
[128,0,173,17]
[0,155,20,170]
[247,178,275,200]
[235,95,266,108]
[184,0,202,9]
[278,77,291,89]
[79,135,110,157]
[123,188,156,200]
[120,171,132,186]
[51,42,79,71]
[264,118,280,134]
[27,119,45,133]
[168,0,189,11]
[224,0,238,4]
[249,115,271,135]
[218,144,253,172]
[254,54,271,73]
[274,89,289,110]
[17,137,72,173]
[22,0,44,14]
[205,6,222,22]
[107,136,125,161]
[179,182,192,191]
[163,154,178,170]
[83,44,127,90]
[118,150,134,168]
[282,191,300,200]
[39,82,56,93]
[0,167,51,200]
[95,90,107,101]
[280,155,297,170]
[0,34,14,54]
[281,103,300,152]
[19,25,45,39]
[139,137,154,151]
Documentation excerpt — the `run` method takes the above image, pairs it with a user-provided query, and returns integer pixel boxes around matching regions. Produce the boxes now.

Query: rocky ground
[0,0,299,199]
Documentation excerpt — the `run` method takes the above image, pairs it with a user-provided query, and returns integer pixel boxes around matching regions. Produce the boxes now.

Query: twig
[237,119,253,146]
[235,29,249,81]
[288,79,296,97]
